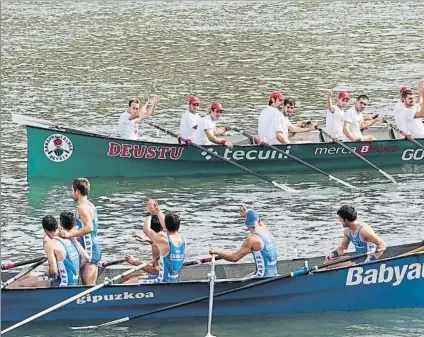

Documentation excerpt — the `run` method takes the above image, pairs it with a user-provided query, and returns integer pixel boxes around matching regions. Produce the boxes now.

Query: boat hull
[25,125,424,179]
[2,251,423,324]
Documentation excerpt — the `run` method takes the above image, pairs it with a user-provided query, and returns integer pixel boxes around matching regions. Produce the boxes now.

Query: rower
[325,205,386,265]
[342,94,386,142]
[125,200,185,283]
[260,96,318,144]
[180,96,202,140]
[258,91,285,143]
[193,102,234,148]
[59,178,101,285]
[324,90,350,139]
[393,83,424,138]
[122,215,163,284]
[118,96,160,140]
[209,205,278,278]
[9,214,88,288]
[392,86,410,116]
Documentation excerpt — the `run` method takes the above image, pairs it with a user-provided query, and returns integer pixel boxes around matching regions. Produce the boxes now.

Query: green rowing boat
[14,114,424,180]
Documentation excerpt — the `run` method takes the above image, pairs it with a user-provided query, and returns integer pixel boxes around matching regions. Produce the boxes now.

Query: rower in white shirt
[193,102,234,148]
[258,94,317,144]
[392,87,410,117]
[342,95,385,142]
[180,96,202,140]
[118,96,160,140]
[325,90,350,139]
[394,83,424,138]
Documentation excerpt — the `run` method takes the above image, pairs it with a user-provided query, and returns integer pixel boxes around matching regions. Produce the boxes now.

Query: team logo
[44,134,74,162]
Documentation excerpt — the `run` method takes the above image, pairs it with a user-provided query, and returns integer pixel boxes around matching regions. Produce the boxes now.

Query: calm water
[1,0,423,336]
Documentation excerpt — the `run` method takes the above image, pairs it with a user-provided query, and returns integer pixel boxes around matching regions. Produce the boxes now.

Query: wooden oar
[1,258,47,290]
[398,245,424,256]
[205,255,217,337]
[389,124,424,150]
[233,127,357,189]
[145,121,296,192]
[185,256,222,266]
[99,258,126,269]
[1,256,46,271]
[1,259,155,335]
[318,128,398,184]
[70,251,375,330]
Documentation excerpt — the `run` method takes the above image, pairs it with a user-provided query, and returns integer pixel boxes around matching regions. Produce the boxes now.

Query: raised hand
[239,204,248,218]
[326,89,333,98]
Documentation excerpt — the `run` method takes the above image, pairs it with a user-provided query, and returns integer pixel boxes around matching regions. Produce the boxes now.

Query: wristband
[331,250,339,258]
[220,139,226,145]
[145,212,152,217]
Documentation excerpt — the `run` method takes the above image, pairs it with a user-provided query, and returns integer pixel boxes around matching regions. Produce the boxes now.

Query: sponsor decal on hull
[401,148,424,161]
[314,143,398,156]
[346,262,424,287]
[107,142,184,160]
[200,146,292,161]
[76,291,155,304]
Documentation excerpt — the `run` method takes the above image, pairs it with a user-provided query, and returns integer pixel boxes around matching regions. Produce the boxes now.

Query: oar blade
[272,181,297,192]
[71,317,129,330]
[379,170,398,184]
[328,175,357,189]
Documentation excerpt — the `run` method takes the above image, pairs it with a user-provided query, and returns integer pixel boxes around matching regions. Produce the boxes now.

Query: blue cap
[245,209,259,227]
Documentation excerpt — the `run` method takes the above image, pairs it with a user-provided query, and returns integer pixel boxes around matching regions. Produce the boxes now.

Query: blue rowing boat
[1,242,422,326]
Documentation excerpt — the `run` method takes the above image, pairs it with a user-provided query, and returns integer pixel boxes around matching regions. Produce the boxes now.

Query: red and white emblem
[44,134,74,162]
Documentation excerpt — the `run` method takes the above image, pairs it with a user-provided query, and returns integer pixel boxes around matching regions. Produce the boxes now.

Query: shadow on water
[3,308,424,337]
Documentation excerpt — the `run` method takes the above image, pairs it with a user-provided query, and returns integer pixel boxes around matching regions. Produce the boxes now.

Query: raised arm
[144,200,167,244]
[418,81,424,107]
[143,96,160,118]
[326,89,335,113]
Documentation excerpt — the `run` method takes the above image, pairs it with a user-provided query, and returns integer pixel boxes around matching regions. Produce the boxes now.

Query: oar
[205,255,217,337]
[145,121,296,192]
[232,127,357,189]
[389,124,424,150]
[1,259,155,335]
[185,256,222,266]
[1,256,46,270]
[398,245,424,256]
[70,251,374,330]
[318,128,398,184]
[1,258,47,290]
[100,258,126,269]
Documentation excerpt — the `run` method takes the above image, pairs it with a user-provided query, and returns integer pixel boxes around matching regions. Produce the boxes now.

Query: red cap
[399,87,409,94]
[269,91,285,101]
[188,96,201,105]
[338,91,350,100]
[209,102,224,112]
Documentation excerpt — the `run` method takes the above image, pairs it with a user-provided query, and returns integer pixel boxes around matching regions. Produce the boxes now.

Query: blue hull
[1,254,423,324]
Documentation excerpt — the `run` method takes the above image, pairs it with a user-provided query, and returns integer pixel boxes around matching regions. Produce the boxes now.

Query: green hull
[27,125,424,179]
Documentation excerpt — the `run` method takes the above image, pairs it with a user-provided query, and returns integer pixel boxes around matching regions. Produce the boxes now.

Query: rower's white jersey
[394,104,424,138]
[180,109,201,140]
[193,114,217,145]
[325,105,344,139]
[342,106,363,141]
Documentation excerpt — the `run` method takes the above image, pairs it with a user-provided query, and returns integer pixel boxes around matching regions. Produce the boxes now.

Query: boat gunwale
[3,241,422,292]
